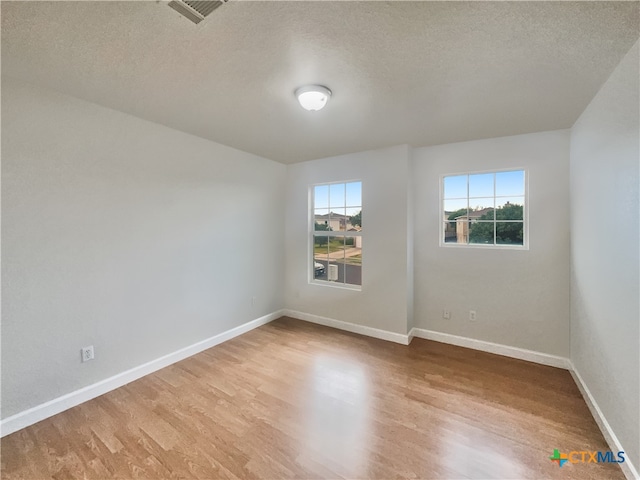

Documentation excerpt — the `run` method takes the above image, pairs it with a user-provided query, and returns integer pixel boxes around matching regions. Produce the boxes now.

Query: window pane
[453,219,471,244]
[327,236,345,283]
[329,208,346,231]
[474,206,495,222]
[443,221,459,243]
[495,197,524,220]
[469,199,494,215]
[314,209,331,231]
[496,222,524,245]
[443,200,465,244]
[346,182,362,207]
[496,170,524,197]
[344,236,362,286]
[469,173,494,198]
[329,183,345,208]
[314,185,329,209]
[444,198,467,218]
[313,235,329,279]
[469,221,494,244]
[444,175,467,199]
[313,235,330,254]
[346,207,362,230]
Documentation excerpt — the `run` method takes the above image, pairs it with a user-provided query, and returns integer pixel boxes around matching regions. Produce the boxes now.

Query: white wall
[284,145,412,335]
[4,46,636,466]
[412,130,571,356]
[1,77,286,419]
[570,40,639,470]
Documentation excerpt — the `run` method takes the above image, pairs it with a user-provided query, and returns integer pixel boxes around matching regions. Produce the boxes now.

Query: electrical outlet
[81,346,94,362]
[469,310,477,322]
[252,296,257,306]
[443,309,451,320]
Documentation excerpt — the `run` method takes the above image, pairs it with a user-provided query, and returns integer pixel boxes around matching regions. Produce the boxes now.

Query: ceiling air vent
[168,0,228,24]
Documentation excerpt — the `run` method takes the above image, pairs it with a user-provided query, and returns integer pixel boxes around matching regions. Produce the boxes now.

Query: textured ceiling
[2,1,639,164]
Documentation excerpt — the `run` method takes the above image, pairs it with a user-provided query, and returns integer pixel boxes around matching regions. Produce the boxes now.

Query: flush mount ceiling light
[295,85,332,111]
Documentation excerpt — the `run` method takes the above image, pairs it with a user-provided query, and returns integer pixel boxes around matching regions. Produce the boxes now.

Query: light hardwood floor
[1,317,625,479]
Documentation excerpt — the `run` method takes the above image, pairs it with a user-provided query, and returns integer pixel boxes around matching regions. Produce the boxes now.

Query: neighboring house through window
[312,181,362,287]
[442,170,526,248]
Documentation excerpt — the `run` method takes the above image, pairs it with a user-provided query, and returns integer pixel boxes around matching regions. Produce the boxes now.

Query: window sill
[309,280,362,291]
[439,242,529,251]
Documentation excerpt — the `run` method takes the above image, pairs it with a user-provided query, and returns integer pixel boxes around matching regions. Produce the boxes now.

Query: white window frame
[440,168,528,250]
[309,180,363,290]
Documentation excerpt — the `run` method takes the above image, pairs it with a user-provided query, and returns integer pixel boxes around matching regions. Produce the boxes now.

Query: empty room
[1,1,638,479]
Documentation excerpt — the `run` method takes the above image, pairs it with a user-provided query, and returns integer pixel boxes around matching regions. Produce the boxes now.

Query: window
[442,170,526,247]
[312,181,362,287]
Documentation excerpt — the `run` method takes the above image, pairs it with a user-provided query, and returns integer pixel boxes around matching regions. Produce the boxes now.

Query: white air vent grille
[168,0,228,24]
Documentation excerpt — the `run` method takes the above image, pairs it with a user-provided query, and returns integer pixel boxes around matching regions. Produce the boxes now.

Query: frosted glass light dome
[295,85,332,111]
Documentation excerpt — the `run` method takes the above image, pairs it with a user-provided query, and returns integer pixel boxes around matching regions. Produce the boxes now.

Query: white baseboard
[0,310,284,438]
[283,309,411,345]
[410,328,570,369]
[411,328,636,479]
[569,363,639,480]
[6,312,634,480]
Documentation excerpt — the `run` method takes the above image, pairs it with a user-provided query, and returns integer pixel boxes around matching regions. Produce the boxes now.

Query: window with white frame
[442,170,526,247]
[312,181,362,287]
